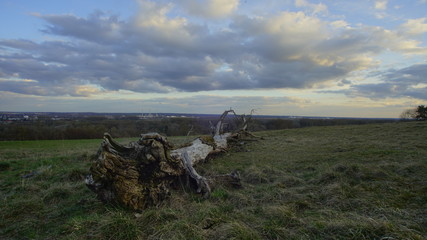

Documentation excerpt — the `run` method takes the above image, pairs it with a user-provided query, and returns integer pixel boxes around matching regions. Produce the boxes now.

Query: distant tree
[400,108,417,120]
[415,105,427,121]
[401,105,427,121]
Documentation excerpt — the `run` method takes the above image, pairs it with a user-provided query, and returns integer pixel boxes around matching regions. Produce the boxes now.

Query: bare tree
[400,108,417,120]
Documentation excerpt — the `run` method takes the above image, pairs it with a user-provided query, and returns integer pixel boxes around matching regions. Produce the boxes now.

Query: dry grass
[0,121,426,239]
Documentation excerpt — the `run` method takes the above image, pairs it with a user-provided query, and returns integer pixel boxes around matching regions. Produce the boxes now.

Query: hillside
[0,121,426,239]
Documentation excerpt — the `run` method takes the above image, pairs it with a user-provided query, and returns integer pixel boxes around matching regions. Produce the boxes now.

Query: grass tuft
[100,211,143,240]
[0,161,10,171]
[43,184,73,204]
[208,221,261,240]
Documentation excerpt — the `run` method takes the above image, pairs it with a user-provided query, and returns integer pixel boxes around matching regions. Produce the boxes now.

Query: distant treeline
[0,117,396,141]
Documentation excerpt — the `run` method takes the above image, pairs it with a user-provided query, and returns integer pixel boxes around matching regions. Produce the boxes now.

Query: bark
[85,110,252,210]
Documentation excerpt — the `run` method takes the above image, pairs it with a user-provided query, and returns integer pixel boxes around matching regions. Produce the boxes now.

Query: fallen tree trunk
[85,109,252,210]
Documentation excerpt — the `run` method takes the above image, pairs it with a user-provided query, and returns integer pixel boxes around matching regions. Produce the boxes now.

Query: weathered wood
[85,110,253,210]
[86,132,184,210]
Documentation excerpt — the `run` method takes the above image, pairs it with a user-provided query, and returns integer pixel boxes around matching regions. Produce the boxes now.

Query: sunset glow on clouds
[0,0,426,117]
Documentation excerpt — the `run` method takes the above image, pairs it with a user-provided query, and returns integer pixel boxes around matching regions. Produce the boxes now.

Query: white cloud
[295,0,328,15]
[133,0,192,43]
[374,0,388,10]
[399,18,427,35]
[330,20,350,29]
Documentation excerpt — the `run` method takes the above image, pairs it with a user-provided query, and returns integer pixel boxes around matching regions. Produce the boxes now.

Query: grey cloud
[338,79,351,86]
[0,39,39,51]
[0,80,92,96]
[384,64,427,84]
[342,64,427,100]
[0,55,76,86]
[314,27,399,56]
[40,11,124,44]
[349,83,427,100]
[0,1,425,97]
[254,61,349,88]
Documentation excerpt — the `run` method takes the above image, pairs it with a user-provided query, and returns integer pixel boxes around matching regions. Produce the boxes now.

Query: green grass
[1,122,426,239]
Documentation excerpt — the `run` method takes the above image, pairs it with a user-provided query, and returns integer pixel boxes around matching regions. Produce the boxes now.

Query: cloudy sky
[0,0,426,117]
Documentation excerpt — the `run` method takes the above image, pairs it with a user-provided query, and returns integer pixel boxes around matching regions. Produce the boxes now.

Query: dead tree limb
[86,109,254,211]
[186,125,194,136]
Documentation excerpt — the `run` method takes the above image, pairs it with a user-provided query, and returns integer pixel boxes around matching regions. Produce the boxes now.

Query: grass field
[1,121,426,239]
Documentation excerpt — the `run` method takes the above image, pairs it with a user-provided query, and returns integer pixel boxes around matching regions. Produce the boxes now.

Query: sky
[0,0,426,118]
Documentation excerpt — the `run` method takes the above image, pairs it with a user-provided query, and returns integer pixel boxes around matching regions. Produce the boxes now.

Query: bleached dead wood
[86,109,254,210]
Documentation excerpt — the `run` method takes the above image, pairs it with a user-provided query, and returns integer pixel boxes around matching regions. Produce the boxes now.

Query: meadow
[0,121,426,239]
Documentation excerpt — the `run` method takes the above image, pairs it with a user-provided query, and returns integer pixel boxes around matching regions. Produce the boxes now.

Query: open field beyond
[1,121,426,239]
